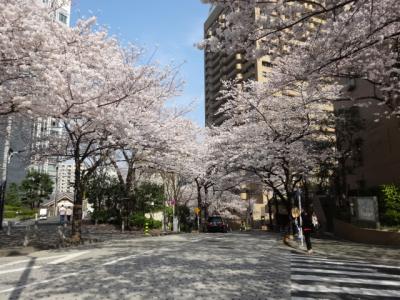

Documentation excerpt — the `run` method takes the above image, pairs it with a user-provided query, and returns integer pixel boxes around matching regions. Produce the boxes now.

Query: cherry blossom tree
[0,0,67,116]
[105,112,196,227]
[209,78,337,214]
[199,0,400,116]
[29,15,183,240]
[207,191,246,221]
[164,128,246,225]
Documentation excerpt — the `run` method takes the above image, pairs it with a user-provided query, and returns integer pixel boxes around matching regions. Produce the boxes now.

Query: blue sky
[71,0,210,127]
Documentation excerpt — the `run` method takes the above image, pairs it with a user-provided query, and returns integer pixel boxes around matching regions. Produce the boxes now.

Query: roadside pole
[297,189,304,248]
[162,196,167,233]
[194,207,200,231]
[54,165,59,217]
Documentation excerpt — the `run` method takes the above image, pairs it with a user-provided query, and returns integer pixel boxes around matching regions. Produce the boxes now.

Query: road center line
[103,249,154,266]
[0,254,68,269]
[48,251,90,265]
[103,238,206,266]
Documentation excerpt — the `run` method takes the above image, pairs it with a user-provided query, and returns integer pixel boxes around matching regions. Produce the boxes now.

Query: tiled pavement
[0,233,291,299]
[2,226,400,299]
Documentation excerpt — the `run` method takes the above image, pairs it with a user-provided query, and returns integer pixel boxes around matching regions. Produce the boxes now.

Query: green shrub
[380,184,400,226]
[3,205,35,220]
[91,210,119,224]
[148,219,162,229]
[4,211,17,218]
[385,210,400,225]
[5,204,20,211]
[129,213,162,229]
[129,213,146,228]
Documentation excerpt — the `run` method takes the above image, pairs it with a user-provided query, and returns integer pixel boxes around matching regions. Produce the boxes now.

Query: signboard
[354,197,378,222]
[291,207,300,218]
[194,207,201,215]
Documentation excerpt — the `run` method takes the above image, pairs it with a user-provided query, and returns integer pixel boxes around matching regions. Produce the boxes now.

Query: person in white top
[59,205,66,224]
[66,207,73,223]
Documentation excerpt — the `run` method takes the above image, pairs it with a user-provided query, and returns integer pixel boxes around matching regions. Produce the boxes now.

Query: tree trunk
[71,159,83,242]
[204,187,209,221]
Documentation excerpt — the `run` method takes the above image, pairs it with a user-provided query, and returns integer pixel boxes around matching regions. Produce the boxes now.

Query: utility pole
[0,117,12,230]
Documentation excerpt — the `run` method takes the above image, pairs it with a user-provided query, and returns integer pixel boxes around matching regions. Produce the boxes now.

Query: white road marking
[48,251,90,265]
[291,283,400,297]
[0,254,67,269]
[292,256,400,270]
[0,266,41,275]
[103,237,206,266]
[291,274,400,286]
[292,297,329,300]
[291,268,400,279]
[103,249,154,266]
[0,272,79,294]
[291,263,377,272]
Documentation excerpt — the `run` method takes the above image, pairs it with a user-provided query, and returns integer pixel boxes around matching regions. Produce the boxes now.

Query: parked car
[39,208,48,220]
[206,216,228,233]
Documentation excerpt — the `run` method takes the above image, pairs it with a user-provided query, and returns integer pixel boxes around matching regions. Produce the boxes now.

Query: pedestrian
[66,206,72,223]
[301,208,314,254]
[59,205,66,224]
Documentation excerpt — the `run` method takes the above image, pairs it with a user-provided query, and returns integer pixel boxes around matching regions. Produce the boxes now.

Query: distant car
[206,216,228,233]
[39,208,48,220]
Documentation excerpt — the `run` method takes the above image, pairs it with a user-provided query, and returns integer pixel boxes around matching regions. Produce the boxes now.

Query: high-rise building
[204,4,400,229]
[56,163,75,194]
[0,0,71,187]
[203,5,332,227]
[337,79,400,191]
[204,6,270,225]
[204,7,281,126]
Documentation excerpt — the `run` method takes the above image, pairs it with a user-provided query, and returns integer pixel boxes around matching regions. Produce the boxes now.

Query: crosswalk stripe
[291,263,377,272]
[291,267,400,279]
[291,252,400,299]
[292,256,400,270]
[292,274,400,286]
[291,283,400,297]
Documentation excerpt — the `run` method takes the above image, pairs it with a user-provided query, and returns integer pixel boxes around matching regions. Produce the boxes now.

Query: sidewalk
[284,233,400,264]
[0,223,171,257]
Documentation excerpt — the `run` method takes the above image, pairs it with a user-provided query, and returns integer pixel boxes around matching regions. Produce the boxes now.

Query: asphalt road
[0,232,399,300]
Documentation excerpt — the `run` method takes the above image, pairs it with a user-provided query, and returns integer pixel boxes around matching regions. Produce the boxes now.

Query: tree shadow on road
[7,257,37,300]
[4,234,291,299]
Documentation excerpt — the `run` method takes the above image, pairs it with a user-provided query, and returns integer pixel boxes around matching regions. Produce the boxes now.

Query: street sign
[194,207,200,215]
[291,207,300,218]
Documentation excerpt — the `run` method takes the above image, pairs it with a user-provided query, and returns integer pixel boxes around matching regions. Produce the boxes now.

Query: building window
[59,13,68,24]
[262,61,273,68]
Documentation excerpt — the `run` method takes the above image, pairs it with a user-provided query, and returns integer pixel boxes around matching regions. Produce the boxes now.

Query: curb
[0,246,37,257]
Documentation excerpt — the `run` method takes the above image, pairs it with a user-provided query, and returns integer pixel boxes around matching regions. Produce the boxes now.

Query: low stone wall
[334,219,400,246]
